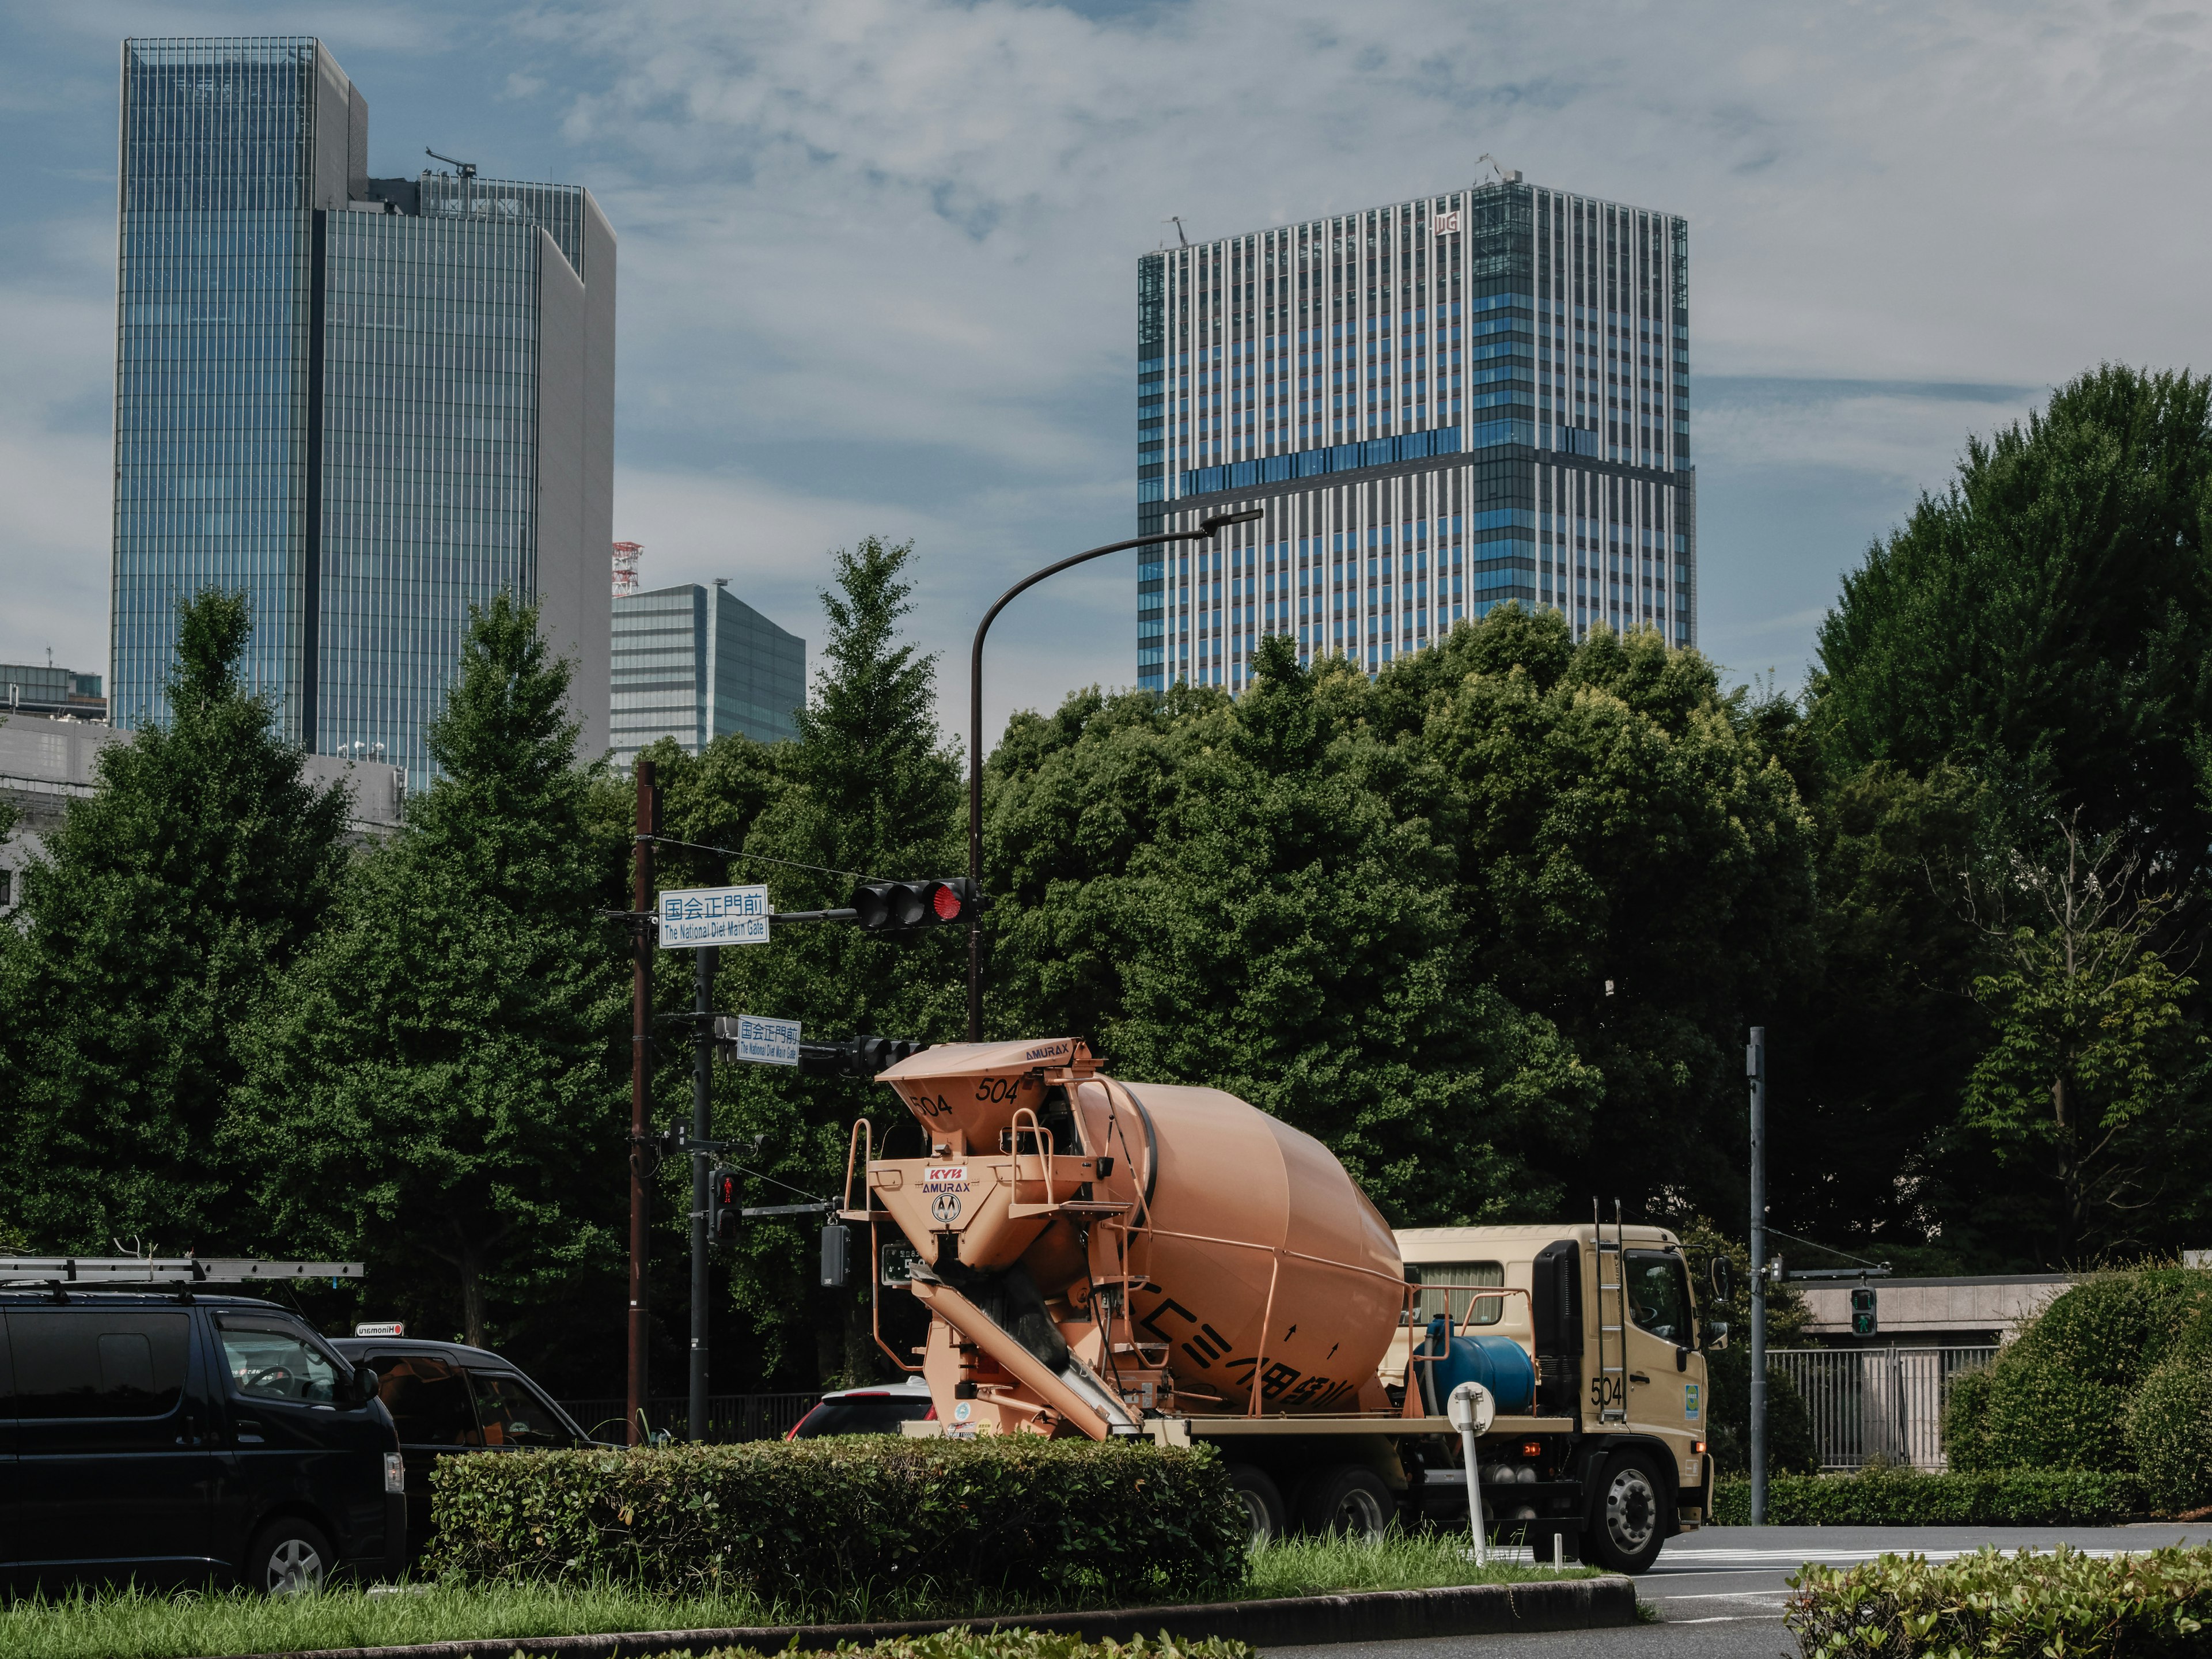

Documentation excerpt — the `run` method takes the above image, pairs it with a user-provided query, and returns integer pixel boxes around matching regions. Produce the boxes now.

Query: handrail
[840,1118,874,1217]
[1007,1106,1055,1206]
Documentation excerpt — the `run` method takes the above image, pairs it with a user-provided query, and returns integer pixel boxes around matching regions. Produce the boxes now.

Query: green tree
[229,593,628,1347]
[671,537,965,1385]
[1959,817,2204,1259]
[0,589,349,1251]
[987,635,1600,1224]
[1813,365,2212,906]
[1370,609,1819,1218]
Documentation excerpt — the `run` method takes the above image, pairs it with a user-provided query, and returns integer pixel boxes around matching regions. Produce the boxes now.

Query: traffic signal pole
[628,759,656,1447]
[1748,1025,1768,1526]
[689,944,717,1444]
[965,509,1264,1040]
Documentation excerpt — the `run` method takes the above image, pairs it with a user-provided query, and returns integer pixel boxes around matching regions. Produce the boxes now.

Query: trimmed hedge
[430,1437,1245,1608]
[1944,1267,2212,1476]
[1711,1466,2144,1525]
[685,1639,1251,1659]
[1787,1544,2212,1658]
[2128,1345,2212,1515]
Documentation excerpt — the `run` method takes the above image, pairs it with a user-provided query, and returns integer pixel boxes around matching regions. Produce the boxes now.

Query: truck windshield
[1625,1251,1692,1344]
[1409,1261,1503,1326]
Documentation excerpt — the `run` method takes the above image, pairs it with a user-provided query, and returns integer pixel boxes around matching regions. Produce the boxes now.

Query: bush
[1710,1465,2144,1525]
[430,1438,1245,1608]
[1703,1343,1819,1476]
[1786,1544,2212,1658]
[1949,1267,2212,1474]
[2128,1347,2212,1515]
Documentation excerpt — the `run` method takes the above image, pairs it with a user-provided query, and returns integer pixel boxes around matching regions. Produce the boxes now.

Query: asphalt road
[1290,1523,2212,1658]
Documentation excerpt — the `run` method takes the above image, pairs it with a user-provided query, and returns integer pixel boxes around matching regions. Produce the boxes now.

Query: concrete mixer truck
[840,1037,1713,1574]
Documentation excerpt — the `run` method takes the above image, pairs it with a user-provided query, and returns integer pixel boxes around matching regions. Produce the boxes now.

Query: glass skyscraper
[609,582,805,764]
[112,36,614,782]
[1136,173,1691,694]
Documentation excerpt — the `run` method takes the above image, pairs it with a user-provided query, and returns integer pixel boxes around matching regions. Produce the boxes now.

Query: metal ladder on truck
[1592,1199,1628,1423]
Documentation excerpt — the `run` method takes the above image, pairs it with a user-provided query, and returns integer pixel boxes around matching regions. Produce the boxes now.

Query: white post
[1448,1381,1495,1565]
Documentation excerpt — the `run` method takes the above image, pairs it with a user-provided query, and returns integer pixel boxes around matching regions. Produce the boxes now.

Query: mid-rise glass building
[609,581,805,764]
[112,36,614,781]
[1136,173,1691,693]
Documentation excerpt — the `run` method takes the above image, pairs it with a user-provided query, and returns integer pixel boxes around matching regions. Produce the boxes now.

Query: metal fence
[1770,1345,1997,1471]
[559,1391,820,1444]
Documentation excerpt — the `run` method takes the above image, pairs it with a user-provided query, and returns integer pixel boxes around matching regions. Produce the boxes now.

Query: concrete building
[1136,172,1692,693]
[111,36,614,785]
[609,581,805,764]
[0,665,107,721]
[0,710,404,911]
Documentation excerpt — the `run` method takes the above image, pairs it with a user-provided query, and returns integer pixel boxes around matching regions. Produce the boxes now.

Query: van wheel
[1300,1464,1395,1543]
[245,1517,333,1595]
[1225,1463,1287,1547]
[1586,1452,1670,1574]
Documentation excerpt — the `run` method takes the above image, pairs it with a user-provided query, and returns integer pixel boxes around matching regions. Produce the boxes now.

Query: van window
[217,1320,345,1405]
[1626,1251,1692,1344]
[1408,1261,1504,1327]
[469,1371,574,1448]
[364,1353,482,1445]
[6,1310,190,1417]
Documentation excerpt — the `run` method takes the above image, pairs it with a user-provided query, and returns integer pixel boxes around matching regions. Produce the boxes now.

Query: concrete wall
[1798,1274,2073,1348]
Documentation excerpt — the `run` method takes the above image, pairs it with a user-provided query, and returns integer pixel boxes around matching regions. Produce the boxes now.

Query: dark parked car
[0,1290,405,1592]
[786,1377,935,1438]
[331,1331,600,1559]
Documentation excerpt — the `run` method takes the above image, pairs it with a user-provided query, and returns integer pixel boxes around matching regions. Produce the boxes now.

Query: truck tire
[1300,1463,1395,1543]
[1586,1450,1670,1574]
[244,1516,334,1595]
[1225,1463,1287,1547]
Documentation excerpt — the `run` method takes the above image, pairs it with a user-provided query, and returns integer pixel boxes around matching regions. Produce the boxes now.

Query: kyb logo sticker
[931,1192,963,1224]
[922,1164,969,1192]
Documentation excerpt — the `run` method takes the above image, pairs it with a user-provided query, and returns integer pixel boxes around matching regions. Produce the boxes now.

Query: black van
[329,1333,600,1560]
[0,1290,406,1592]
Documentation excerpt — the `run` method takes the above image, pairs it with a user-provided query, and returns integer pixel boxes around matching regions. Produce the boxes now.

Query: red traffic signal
[709,1168,741,1245]
[851,878,978,933]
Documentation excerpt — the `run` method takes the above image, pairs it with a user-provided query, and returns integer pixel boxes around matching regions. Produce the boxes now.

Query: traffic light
[1850,1285,1878,1336]
[708,1166,741,1245]
[798,1035,927,1077]
[850,878,979,933]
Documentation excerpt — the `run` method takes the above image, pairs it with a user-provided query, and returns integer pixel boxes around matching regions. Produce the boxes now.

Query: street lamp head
[1198,507,1266,537]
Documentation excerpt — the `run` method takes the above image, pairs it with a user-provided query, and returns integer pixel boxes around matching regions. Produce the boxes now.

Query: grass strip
[0,1535,1599,1659]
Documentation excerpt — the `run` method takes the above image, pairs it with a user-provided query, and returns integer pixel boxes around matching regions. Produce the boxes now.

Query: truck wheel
[1300,1464,1395,1543]
[1586,1452,1670,1574]
[244,1517,334,1596]
[1225,1463,1287,1547]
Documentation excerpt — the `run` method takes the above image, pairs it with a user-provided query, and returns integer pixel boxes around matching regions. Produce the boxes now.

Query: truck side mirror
[354,1366,381,1408]
[1710,1258,1733,1304]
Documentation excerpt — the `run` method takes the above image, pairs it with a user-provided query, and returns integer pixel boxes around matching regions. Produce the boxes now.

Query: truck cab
[1391,1221,1711,1566]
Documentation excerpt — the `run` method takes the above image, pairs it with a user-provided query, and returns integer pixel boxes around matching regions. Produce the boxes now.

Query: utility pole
[688,944,717,1442]
[627,759,656,1446]
[1748,1025,1768,1526]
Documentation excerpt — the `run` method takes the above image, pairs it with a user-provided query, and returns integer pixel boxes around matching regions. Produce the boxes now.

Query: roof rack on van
[0,1257,364,1286]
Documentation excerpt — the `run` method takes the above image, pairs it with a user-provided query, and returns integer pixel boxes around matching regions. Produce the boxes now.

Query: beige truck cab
[1392,1221,1713,1560]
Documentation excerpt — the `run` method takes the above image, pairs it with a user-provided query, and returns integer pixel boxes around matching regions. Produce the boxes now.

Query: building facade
[112,36,613,782]
[609,581,805,764]
[1136,174,1691,693]
[0,665,106,721]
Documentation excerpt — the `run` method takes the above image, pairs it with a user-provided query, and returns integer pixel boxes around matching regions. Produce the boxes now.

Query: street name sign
[658,885,770,947]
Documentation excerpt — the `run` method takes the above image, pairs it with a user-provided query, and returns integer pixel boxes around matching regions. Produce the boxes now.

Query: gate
[1769,1346,1997,1470]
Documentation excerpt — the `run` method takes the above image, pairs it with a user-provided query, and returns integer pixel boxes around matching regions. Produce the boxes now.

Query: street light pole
[965,508,1264,1041]
[627,758,656,1447]
[1748,1025,1768,1526]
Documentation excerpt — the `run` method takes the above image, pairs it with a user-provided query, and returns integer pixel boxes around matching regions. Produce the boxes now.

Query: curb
[228,1577,1638,1658]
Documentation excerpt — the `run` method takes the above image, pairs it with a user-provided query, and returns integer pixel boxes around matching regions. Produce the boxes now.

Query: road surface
[1290,1523,2212,1658]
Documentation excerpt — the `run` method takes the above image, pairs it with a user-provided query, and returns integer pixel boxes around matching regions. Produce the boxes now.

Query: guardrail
[560,1390,820,1444]
[1770,1344,1997,1470]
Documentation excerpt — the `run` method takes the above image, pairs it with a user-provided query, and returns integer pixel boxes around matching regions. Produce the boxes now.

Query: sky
[2,0,2205,751]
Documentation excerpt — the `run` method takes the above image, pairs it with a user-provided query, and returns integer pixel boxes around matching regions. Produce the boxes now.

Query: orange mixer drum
[875,1039,1404,1417]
